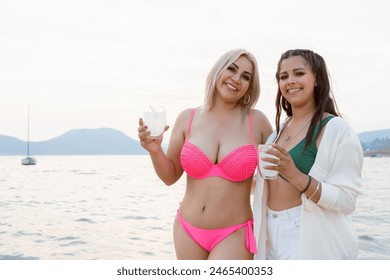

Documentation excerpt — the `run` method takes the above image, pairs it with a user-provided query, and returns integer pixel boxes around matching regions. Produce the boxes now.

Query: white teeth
[226,83,237,91]
[288,88,300,93]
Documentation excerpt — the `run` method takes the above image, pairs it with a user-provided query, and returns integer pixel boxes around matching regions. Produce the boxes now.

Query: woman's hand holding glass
[138,106,169,154]
[143,105,167,139]
[258,144,280,180]
[264,144,305,187]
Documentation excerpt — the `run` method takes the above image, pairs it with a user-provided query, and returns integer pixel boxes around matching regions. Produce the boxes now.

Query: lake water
[0,156,389,260]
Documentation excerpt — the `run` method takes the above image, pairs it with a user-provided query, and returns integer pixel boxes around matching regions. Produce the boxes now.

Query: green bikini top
[287,116,334,175]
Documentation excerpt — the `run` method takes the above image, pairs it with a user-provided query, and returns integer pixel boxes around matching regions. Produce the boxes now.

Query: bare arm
[252,109,273,145]
[251,110,273,188]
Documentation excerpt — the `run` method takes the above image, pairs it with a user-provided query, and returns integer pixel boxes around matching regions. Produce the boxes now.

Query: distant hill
[358,128,390,157]
[0,128,147,155]
[1,127,389,156]
[358,129,390,143]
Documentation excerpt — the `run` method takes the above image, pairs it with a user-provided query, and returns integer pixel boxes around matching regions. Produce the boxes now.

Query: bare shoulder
[170,108,195,135]
[178,108,194,117]
[252,109,269,121]
[175,108,194,125]
[251,109,272,129]
[251,109,273,143]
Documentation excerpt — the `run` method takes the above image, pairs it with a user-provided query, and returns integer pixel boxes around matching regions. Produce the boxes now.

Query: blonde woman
[138,49,272,259]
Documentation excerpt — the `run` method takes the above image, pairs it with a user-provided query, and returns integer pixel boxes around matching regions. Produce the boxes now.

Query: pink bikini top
[180,109,258,182]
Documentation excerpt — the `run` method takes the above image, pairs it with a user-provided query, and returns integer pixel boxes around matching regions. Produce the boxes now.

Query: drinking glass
[143,105,166,139]
[258,144,279,180]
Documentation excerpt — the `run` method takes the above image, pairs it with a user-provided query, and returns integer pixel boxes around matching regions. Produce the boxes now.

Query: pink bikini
[180,109,258,182]
[178,108,258,254]
[177,212,257,254]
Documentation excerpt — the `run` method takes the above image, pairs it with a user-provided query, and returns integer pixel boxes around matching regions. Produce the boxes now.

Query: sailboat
[21,106,36,165]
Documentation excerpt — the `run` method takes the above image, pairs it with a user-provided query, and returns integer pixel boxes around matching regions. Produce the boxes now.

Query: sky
[1,0,389,142]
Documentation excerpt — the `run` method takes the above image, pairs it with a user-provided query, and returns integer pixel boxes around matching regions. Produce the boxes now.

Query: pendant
[283,135,291,144]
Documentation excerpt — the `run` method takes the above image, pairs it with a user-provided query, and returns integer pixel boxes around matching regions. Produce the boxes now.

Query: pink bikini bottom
[177,211,257,254]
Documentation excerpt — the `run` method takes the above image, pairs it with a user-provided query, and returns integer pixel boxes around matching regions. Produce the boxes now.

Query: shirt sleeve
[310,118,363,215]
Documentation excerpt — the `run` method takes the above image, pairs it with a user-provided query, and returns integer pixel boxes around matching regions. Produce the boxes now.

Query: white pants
[266,206,301,260]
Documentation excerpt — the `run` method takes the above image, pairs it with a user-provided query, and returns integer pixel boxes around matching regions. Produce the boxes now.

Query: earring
[242,95,251,105]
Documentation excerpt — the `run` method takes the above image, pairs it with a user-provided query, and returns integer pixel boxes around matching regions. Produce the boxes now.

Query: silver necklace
[283,118,312,146]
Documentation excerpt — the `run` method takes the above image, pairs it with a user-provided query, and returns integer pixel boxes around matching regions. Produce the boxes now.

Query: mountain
[0,128,147,155]
[358,129,390,157]
[358,129,390,143]
[1,127,389,156]
[0,135,27,155]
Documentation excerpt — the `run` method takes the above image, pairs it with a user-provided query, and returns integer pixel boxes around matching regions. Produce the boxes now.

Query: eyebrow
[279,67,306,74]
[232,63,252,76]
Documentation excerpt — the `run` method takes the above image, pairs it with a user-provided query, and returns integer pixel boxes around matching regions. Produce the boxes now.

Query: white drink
[143,106,166,138]
[258,144,279,180]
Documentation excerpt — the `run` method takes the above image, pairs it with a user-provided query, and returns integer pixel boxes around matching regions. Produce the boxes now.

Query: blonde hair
[203,49,260,114]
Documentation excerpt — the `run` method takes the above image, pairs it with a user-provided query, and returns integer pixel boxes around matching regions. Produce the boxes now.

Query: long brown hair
[275,49,340,148]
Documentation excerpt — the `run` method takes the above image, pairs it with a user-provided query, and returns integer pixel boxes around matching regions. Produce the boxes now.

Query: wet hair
[275,49,340,148]
[203,48,260,116]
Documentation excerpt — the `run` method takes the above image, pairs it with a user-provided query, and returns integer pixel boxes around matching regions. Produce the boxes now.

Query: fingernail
[144,125,148,129]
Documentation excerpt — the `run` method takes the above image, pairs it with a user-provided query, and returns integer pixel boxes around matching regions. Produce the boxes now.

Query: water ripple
[13,231,42,237]
[138,251,154,256]
[0,254,39,260]
[59,240,87,247]
[359,235,375,241]
[76,218,95,224]
[122,215,147,220]
[56,236,79,241]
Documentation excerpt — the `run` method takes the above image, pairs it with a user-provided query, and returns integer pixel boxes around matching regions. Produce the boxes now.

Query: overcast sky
[1,0,389,142]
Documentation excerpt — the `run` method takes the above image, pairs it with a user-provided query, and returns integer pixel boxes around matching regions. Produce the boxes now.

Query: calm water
[0,156,389,260]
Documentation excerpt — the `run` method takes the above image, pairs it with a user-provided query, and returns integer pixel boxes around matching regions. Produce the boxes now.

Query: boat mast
[27,105,30,157]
